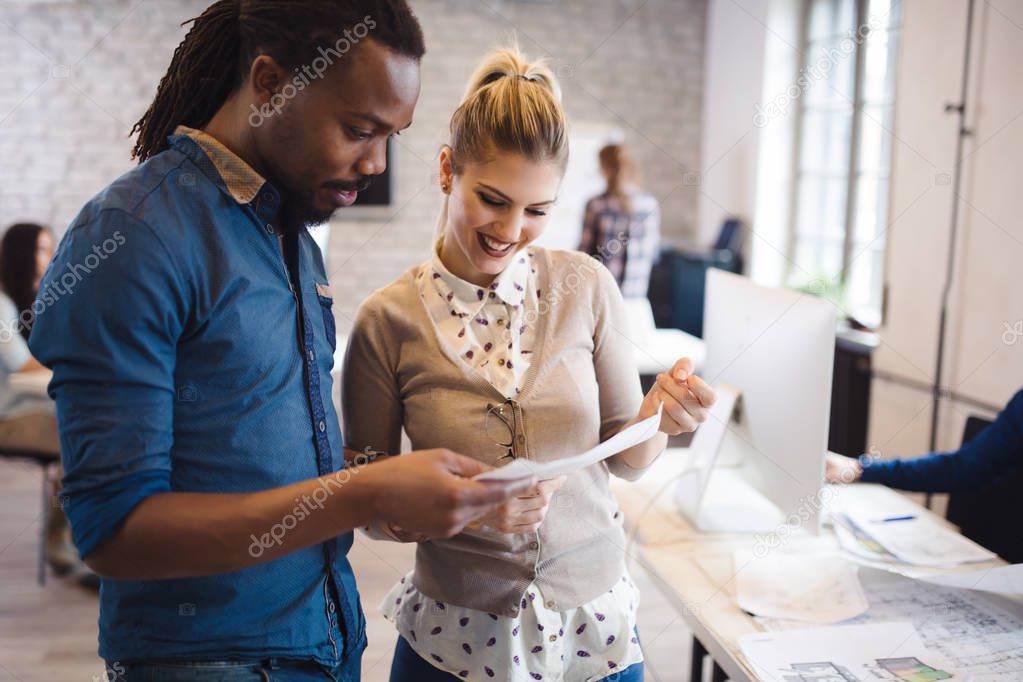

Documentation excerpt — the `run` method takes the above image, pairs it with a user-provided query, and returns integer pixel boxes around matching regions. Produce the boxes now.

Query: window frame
[787,0,901,324]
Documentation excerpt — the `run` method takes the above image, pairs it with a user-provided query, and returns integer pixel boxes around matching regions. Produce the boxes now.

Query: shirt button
[545,600,556,608]
[488,292,496,299]
[308,349,315,362]
[318,421,326,432]
[498,359,506,366]
[265,223,274,234]
[328,601,335,613]
[549,634,557,642]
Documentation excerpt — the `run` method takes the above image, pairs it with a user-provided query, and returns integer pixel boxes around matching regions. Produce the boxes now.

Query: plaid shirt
[578,191,661,299]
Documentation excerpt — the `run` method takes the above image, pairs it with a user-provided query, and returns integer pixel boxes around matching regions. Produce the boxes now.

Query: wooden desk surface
[611,449,1007,681]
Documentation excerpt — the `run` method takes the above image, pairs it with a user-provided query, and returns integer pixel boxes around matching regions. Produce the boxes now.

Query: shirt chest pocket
[313,282,337,350]
[297,282,337,373]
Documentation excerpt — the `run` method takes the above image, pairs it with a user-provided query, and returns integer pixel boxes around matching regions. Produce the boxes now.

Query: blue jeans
[389,636,645,681]
[104,657,361,681]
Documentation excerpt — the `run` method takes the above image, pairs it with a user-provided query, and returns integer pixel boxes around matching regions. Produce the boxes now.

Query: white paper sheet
[740,621,957,682]
[474,405,662,482]
[734,550,869,624]
[916,564,1023,596]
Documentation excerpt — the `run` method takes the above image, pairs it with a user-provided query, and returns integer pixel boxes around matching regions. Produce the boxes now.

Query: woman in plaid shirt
[579,145,661,299]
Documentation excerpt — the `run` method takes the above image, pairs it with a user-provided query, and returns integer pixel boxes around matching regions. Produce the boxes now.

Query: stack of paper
[833,510,995,567]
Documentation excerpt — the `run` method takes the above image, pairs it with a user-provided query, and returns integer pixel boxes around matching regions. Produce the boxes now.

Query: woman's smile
[477,231,517,258]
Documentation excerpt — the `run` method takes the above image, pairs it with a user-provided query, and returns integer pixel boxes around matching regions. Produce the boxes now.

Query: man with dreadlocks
[28,2,536,680]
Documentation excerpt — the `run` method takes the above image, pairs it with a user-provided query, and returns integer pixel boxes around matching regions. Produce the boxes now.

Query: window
[788,0,901,326]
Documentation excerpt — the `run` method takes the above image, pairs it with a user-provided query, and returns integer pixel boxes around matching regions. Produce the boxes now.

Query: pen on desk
[872,515,916,523]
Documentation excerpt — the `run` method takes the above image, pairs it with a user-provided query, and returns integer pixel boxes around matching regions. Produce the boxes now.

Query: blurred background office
[1,0,1021,680]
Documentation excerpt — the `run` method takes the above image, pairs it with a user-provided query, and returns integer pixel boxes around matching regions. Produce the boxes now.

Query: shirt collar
[174,125,266,205]
[430,240,530,308]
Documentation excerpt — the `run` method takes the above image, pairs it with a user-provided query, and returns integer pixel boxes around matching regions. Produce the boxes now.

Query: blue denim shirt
[28,131,365,673]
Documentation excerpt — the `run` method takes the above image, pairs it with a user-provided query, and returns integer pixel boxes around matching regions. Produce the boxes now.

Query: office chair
[0,448,60,584]
[945,416,1023,563]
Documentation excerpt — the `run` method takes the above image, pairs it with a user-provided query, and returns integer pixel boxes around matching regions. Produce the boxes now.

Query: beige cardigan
[341,248,647,616]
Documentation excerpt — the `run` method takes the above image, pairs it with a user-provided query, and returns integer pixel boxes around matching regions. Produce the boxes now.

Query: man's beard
[286,199,334,231]
[281,177,374,232]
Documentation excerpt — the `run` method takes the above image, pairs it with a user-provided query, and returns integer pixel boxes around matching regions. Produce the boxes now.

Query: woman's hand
[476,476,568,534]
[641,357,716,435]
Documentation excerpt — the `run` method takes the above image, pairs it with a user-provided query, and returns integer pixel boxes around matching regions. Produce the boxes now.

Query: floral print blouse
[417,242,538,399]
[393,242,645,680]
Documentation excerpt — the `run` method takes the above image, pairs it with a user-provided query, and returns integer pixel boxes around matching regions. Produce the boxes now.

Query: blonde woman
[342,47,714,681]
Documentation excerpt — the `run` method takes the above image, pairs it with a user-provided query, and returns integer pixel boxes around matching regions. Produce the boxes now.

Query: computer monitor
[674,269,836,533]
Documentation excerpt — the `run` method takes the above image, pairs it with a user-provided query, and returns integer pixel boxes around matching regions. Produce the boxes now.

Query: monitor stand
[678,467,786,533]
[670,383,790,534]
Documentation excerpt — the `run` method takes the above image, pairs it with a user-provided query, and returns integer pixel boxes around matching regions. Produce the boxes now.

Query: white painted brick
[4,0,707,295]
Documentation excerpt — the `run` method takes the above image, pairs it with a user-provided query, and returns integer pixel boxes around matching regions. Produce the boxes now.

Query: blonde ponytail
[448,45,568,174]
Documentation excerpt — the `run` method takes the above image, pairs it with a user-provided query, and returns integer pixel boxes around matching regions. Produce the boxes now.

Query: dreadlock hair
[131,0,425,162]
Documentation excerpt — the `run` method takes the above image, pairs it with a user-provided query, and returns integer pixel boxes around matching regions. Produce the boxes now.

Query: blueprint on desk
[757,567,1023,681]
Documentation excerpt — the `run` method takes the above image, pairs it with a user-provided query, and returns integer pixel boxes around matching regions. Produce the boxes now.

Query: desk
[9,369,52,399]
[611,450,1012,681]
[632,328,705,376]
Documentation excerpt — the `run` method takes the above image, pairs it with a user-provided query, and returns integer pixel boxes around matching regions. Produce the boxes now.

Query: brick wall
[1,0,706,333]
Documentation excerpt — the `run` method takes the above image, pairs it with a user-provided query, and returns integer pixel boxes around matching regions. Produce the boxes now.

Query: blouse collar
[429,240,530,308]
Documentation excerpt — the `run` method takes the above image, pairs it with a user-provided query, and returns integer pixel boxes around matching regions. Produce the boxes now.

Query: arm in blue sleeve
[860,389,1023,493]
[29,209,187,558]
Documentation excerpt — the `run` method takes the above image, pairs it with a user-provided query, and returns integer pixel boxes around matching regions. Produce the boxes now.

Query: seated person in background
[578,143,660,299]
[0,222,81,575]
[826,388,1022,491]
